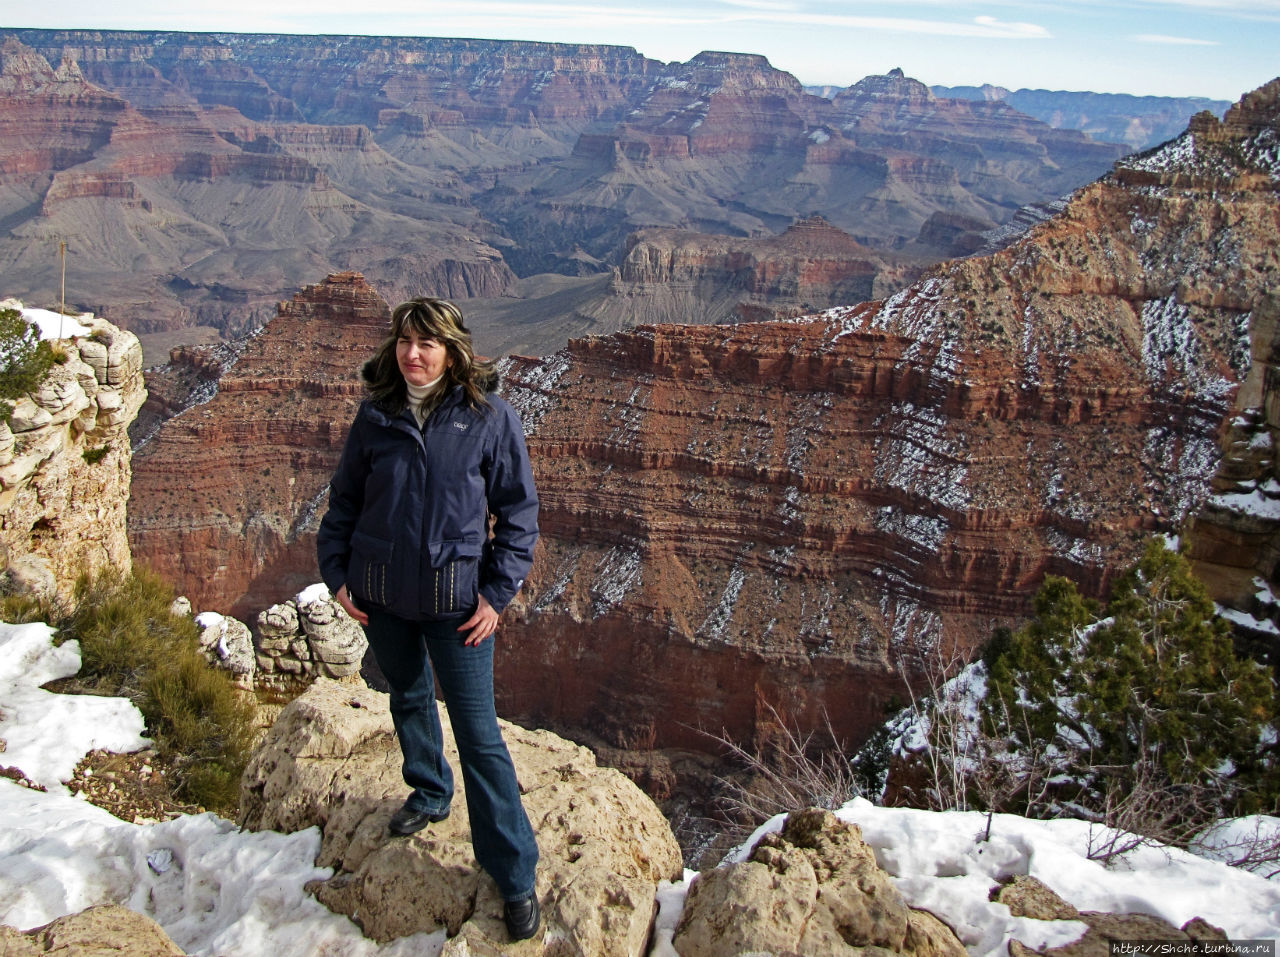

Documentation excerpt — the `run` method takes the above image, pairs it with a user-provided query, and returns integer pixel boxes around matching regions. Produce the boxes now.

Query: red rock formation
[493,57,1125,274]
[0,38,128,176]
[0,37,515,336]
[1153,80,1280,649]
[615,216,926,321]
[128,272,388,619]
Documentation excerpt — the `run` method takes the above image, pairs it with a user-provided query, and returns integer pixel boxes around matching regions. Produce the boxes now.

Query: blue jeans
[363,608,538,901]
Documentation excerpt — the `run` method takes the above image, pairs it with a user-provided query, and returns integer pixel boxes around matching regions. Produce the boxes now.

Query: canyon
[932,84,1232,151]
[0,30,1136,345]
[127,79,1280,777]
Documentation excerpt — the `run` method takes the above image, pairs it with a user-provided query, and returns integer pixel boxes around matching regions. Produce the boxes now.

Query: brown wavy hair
[362,298,497,415]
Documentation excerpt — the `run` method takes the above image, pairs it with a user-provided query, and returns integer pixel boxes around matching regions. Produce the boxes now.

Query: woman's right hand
[335,584,369,626]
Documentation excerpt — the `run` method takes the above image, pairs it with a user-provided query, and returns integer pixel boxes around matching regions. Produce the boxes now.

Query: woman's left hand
[459,594,500,646]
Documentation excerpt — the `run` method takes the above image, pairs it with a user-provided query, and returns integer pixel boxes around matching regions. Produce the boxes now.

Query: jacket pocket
[425,540,483,617]
[350,529,395,607]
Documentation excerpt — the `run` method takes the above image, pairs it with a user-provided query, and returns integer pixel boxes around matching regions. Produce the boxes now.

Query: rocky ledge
[238,678,683,953]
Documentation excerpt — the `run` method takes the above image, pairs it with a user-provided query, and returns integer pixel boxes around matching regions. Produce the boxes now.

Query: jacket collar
[362,384,469,432]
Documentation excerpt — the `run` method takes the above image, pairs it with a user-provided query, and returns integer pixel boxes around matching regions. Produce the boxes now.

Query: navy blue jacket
[316,385,539,621]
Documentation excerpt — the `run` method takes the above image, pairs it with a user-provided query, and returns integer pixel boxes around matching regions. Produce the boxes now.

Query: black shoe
[503,893,540,941]
[387,803,449,836]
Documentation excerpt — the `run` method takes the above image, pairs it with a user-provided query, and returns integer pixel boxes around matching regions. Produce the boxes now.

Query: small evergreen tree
[983,539,1277,834]
[0,307,56,419]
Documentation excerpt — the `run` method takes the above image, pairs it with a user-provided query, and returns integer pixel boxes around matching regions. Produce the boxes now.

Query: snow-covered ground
[2,620,1278,955]
[0,299,93,340]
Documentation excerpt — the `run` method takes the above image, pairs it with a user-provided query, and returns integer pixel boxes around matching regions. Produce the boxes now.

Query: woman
[316,298,541,942]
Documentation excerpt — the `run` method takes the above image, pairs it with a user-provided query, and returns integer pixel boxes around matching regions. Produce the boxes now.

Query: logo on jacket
[451,420,469,432]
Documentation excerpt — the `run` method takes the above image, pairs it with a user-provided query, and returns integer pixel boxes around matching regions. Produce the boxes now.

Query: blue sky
[4,1,1275,101]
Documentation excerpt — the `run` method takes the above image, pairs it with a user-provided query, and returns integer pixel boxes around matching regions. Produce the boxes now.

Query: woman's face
[396,331,451,387]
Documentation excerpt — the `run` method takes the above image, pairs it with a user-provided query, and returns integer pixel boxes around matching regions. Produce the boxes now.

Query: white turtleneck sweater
[405,376,445,427]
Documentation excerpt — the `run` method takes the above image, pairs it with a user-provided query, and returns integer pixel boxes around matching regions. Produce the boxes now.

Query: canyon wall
[128,272,386,619]
[490,80,1280,752]
[932,84,1232,151]
[614,216,927,324]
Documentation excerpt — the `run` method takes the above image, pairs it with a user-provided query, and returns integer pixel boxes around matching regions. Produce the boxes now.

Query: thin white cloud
[1135,32,1219,45]
[1102,0,1280,20]
[413,3,1049,40]
[719,0,799,10]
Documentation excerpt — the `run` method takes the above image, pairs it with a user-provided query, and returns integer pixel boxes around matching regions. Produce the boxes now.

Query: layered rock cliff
[0,36,514,336]
[933,84,1232,151]
[487,58,1125,273]
[489,79,1279,754]
[614,216,927,324]
[0,308,145,596]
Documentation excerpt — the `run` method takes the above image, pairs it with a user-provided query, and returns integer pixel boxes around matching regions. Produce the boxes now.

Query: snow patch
[499,354,572,435]
[875,505,949,553]
[700,564,747,642]
[590,545,643,619]
[874,403,971,511]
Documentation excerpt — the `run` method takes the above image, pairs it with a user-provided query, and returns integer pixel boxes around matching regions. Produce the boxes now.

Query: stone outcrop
[127,272,387,620]
[254,587,367,680]
[193,611,256,683]
[1,31,1127,335]
[0,308,145,597]
[238,678,683,953]
[0,904,186,956]
[674,808,965,957]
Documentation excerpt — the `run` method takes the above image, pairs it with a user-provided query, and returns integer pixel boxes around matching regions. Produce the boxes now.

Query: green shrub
[82,445,110,465]
[56,566,257,812]
[68,568,187,689]
[143,648,257,811]
[0,590,58,625]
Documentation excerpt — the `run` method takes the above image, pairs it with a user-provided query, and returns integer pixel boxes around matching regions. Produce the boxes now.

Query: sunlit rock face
[0,312,144,599]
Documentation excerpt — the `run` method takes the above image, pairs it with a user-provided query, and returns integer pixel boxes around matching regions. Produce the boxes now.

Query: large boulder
[239,678,683,955]
[674,807,967,957]
[193,611,256,682]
